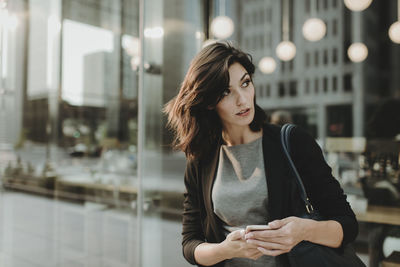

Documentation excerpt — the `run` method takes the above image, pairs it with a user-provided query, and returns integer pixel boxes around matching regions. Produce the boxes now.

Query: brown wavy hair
[164,42,266,160]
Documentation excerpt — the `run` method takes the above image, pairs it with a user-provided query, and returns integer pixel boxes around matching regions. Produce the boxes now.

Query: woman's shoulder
[262,122,282,136]
[262,123,315,148]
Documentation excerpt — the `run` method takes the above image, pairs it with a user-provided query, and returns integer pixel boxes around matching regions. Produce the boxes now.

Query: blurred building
[235,0,400,140]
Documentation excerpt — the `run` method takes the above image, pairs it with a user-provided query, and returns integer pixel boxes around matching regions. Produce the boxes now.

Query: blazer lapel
[203,146,219,216]
[262,124,292,221]
[201,144,224,242]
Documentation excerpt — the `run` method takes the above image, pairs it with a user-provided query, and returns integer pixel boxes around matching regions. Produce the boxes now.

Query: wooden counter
[356,205,400,226]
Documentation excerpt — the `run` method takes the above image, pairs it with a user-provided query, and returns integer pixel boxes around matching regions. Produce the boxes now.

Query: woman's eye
[242,79,251,87]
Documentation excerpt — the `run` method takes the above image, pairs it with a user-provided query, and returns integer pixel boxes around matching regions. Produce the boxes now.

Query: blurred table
[382,251,400,267]
[355,205,400,226]
[355,205,400,267]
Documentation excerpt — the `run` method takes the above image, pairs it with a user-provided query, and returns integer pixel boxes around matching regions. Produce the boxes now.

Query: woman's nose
[236,91,246,106]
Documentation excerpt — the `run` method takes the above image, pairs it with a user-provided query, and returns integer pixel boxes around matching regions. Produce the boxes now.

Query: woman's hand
[194,229,265,266]
[220,229,264,260]
[244,217,312,256]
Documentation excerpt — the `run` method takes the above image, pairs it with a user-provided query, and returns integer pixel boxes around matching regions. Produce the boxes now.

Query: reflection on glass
[1,0,140,266]
[62,20,114,107]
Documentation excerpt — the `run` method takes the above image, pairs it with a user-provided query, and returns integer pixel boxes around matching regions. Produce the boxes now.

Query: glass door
[1,0,141,266]
[138,0,204,266]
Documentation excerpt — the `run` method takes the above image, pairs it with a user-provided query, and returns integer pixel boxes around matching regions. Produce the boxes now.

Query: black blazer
[182,123,358,266]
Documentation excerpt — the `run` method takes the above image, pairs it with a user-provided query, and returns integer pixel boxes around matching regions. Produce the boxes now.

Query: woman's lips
[236,108,250,117]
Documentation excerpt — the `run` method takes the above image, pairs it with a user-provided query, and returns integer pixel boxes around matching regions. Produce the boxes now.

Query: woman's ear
[207,105,214,110]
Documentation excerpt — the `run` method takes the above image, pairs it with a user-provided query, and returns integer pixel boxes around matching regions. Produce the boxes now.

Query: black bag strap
[280,123,315,215]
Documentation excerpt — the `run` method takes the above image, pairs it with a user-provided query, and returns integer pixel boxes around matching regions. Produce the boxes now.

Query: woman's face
[215,62,255,130]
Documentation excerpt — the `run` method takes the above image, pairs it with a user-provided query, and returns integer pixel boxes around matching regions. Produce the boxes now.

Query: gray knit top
[212,137,281,267]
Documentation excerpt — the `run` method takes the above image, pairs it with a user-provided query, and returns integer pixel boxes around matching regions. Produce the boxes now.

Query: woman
[164,42,358,266]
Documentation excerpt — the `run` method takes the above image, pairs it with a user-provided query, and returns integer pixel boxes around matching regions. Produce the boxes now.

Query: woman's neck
[222,126,263,146]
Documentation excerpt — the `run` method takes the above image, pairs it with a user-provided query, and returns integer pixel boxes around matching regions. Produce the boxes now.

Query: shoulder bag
[280,123,366,267]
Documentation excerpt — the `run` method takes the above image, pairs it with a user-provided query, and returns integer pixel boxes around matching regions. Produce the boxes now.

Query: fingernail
[240,229,245,235]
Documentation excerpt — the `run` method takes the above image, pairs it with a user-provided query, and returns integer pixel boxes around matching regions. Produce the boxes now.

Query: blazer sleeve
[290,126,358,246]
[182,159,206,265]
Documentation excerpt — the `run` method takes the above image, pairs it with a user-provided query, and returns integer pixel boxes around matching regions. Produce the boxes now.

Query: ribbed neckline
[221,136,262,150]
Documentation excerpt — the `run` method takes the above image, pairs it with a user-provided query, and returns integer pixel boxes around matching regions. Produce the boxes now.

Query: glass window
[333,48,338,64]
[333,19,338,36]
[323,77,328,92]
[327,105,353,137]
[305,0,311,14]
[315,51,319,66]
[344,73,353,92]
[324,49,328,65]
[315,78,319,93]
[266,84,271,97]
[343,9,352,63]
[1,0,203,266]
[324,0,329,9]
[279,82,285,97]
[289,81,297,96]
[333,76,338,92]
[259,84,264,97]
[289,0,294,41]
[325,20,329,36]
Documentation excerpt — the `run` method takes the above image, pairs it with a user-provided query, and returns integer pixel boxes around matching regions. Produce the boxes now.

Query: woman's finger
[257,247,287,256]
[246,238,288,250]
[247,235,295,246]
[228,229,245,240]
[245,228,284,240]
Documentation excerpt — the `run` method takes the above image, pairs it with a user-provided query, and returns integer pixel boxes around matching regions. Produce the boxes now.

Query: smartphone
[246,225,270,232]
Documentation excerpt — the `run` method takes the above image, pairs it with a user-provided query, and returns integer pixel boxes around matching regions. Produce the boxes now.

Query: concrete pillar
[352,11,364,137]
